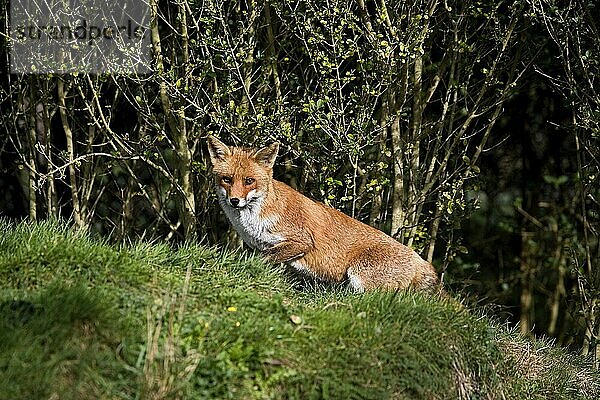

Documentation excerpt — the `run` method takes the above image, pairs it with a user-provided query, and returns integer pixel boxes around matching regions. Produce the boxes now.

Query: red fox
[207,136,439,292]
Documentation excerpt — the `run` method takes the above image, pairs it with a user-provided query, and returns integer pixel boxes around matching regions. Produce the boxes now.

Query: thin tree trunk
[406,52,423,248]
[176,0,196,238]
[58,78,84,229]
[27,78,38,220]
[265,1,281,102]
[390,91,405,241]
[547,227,566,337]
[520,230,534,335]
[548,265,565,337]
[41,91,57,217]
[369,129,387,229]
[239,0,257,118]
[426,203,442,263]
[151,0,196,238]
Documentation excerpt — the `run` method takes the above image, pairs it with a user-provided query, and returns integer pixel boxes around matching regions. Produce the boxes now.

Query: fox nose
[229,198,240,207]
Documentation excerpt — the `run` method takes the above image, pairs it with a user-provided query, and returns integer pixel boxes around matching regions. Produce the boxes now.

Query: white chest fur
[220,198,282,251]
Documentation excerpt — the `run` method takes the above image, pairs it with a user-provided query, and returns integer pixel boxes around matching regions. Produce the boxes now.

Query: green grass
[0,219,598,399]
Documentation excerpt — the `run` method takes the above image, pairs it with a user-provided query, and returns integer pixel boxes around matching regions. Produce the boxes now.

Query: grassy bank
[0,220,597,399]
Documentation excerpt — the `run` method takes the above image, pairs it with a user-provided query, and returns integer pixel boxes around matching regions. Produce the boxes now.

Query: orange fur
[207,137,439,292]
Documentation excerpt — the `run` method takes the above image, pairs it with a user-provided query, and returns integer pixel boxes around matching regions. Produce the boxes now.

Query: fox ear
[254,142,279,169]
[207,136,231,165]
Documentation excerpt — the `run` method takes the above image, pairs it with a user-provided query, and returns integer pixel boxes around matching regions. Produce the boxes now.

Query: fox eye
[244,177,255,186]
[221,176,233,184]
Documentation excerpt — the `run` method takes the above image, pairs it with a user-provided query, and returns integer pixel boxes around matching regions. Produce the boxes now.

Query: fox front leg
[262,240,308,264]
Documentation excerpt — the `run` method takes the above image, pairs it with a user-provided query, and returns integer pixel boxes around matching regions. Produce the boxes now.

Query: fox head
[207,136,279,209]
